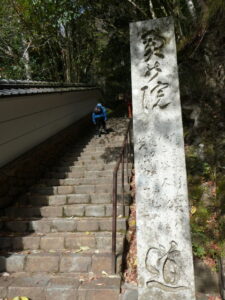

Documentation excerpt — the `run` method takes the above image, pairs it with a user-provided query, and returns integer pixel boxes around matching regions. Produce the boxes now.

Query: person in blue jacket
[92,103,107,137]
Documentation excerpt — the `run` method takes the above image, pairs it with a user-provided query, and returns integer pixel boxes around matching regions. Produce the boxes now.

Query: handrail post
[122,149,125,217]
[112,119,133,275]
[126,138,129,183]
[112,172,117,274]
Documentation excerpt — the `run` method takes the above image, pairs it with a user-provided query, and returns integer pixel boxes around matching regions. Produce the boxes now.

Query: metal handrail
[112,119,134,273]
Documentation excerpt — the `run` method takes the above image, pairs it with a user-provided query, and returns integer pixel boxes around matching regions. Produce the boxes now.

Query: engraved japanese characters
[140,28,170,112]
[130,17,196,299]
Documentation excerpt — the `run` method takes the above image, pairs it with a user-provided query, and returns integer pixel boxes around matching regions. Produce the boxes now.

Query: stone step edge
[0,252,123,274]
[0,231,125,238]
[4,203,130,209]
[0,274,121,299]
[31,183,130,189]
[0,216,128,221]
[0,217,128,233]
[0,233,125,252]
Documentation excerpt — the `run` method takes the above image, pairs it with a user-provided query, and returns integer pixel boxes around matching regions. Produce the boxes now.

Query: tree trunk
[185,0,197,20]
[62,47,71,83]
[149,0,157,18]
[22,38,32,80]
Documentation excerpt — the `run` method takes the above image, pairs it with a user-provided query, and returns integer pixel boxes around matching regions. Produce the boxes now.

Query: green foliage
[189,184,204,201]
[0,0,224,98]
[186,139,225,263]
[193,243,206,258]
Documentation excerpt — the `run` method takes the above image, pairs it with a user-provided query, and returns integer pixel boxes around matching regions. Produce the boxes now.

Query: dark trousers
[95,117,106,136]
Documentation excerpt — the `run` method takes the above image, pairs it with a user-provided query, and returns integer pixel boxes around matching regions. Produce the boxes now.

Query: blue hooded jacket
[92,103,107,124]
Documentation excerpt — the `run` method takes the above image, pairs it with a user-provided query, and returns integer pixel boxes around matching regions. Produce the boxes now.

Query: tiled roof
[0,80,97,97]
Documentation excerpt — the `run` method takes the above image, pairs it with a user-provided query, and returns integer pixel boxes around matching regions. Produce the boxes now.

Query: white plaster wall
[0,89,101,167]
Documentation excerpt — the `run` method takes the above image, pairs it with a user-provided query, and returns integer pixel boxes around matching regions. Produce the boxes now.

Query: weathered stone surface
[48,195,67,206]
[8,286,46,300]
[63,205,85,217]
[65,235,96,249]
[67,194,90,204]
[90,193,111,204]
[105,204,129,217]
[60,178,78,185]
[57,186,74,195]
[46,277,79,300]
[0,277,13,298]
[52,219,76,232]
[67,170,84,178]
[85,205,105,217]
[40,236,64,250]
[121,287,138,300]
[130,17,196,299]
[13,236,40,250]
[29,220,51,233]
[95,184,112,193]
[60,254,91,273]
[76,185,95,194]
[96,235,123,252]
[1,255,25,272]
[78,277,120,300]
[40,206,63,217]
[78,289,119,300]
[99,218,126,232]
[76,219,99,232]
[92,254,112,274]
[8,274,49,300]
[25,254,59,272]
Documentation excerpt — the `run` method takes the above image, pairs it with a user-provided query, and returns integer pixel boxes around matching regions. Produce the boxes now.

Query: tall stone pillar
[130,17,196,299]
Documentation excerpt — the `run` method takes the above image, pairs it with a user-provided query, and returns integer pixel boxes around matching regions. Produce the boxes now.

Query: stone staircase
[0,118,132,300]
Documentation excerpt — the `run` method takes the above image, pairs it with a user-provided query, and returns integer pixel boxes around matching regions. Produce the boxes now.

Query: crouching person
[92,103,107,137]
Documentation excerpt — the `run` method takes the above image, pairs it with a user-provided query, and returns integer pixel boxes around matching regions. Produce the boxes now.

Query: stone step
[66,146,122,155]
[30,183,130,195]
[59,158,117,166]
[21,193,131,206]
[64,151,120,160]
[0,232,125,252]
[0,217,127,233]
[0,273,121,300]
[52,164,117,173]
[44,168,131,179]
[59,160,117,167]
[0,251,122,275]
[39,176,118,186]
[0,118,131,298]
[4,204,130,218]
[62,153,120,162]
[82,141,124,147]
[66,145,123,154]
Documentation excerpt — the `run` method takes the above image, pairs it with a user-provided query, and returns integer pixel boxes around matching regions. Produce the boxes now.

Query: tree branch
[22,40,32,59]
[149,0,157,18]
[126,0,148,17]
[0,44,17,59]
